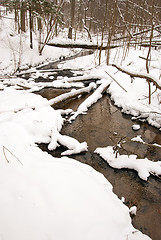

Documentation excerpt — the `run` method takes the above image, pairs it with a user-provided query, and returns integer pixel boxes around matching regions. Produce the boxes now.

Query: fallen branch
[3,146,23,165]
[105,70,127,92]
[112,64,161,90]
[17,84,31,90]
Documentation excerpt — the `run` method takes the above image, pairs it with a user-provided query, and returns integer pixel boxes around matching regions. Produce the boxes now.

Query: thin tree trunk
[38,18,42,54]
[99,0,108,65]
[29,3,33,49]
[68,0,75,39]
[106,2,117,65]
[146,0,155,104]
[20,2,26,32]
[39,0,64,55]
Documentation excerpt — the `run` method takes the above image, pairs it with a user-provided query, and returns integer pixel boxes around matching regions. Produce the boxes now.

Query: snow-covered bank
[58,47,161,130]
[107,66,161,130]
[0,156,150,240]
[0,90,150,240]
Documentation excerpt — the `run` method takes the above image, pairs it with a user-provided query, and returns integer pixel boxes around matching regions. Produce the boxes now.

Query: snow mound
[0,154,150,240]
[95,146,161,181]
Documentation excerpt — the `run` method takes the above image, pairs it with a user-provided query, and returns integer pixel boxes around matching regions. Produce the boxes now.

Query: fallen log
[48,82,96,106]
[112,64,161,90]
[69,81,110,121]
[47,42,120,50]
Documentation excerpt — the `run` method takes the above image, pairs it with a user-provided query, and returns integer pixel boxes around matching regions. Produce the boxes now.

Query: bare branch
[127,0,160,23]
[115,0,133,38]
[112,64,161,90]
[39,0,64,55]
[112,24,161,42]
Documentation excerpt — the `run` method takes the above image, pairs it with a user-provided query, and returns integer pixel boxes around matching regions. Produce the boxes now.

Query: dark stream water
[31,55,161,240]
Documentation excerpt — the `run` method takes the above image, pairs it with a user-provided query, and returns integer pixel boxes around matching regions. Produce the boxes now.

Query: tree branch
[112,64,161,90]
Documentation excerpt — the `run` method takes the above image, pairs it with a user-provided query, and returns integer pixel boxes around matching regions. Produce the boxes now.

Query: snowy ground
[0,85,151,240]
[0,8,161,240]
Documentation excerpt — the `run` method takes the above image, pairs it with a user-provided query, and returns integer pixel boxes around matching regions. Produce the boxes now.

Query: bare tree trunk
[39,0,64,55]
[38,18,42,55]
[99,0,108,65]
[29,2,33,49]
[146,0,155,104]
[106,2,117,65]
[55,0,58,37]
[14,2,19,32]
[20,1,26,32]
[68,0,75,39]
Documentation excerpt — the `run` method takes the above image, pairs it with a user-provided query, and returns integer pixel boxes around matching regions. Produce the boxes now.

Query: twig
[3,146,23,165]
[138,87,157,100]
[3,146,9,163]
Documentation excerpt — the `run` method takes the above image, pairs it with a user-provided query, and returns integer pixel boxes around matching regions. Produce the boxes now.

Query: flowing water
[32,56,161,240]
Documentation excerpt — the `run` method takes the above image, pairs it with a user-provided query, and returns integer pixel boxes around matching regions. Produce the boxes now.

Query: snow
[0,15,77,75]
[95,146,161,181]
[0,159,148,240]
[69,80,111,121]
[131,135,145,144]
[132,124,141,130]
[129,206,137,216]
[0,90,150,240]
[48,82,96,106]
[1,8,161,240]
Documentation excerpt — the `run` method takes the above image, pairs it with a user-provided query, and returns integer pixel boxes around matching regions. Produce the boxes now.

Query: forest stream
[29,55,161,240]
